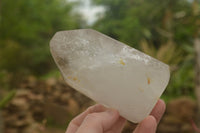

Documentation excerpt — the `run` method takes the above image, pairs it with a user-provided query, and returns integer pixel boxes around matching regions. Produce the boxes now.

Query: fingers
[76,108,119,133]
[105,116,126,133]
[150,99,166,123]
[66,104,107,133]
[132,99,166,133]
[66,104,120,133]
[66,99,166,133]
[133,115,157,133]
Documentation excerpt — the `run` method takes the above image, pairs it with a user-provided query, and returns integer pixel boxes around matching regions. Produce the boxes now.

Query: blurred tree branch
[195,39,200,108]
[194,38,200,127]
[192,0,200,126]
[0,111,3,133]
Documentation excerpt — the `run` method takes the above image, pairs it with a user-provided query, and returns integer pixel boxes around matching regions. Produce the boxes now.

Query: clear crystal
[50,29,170,123]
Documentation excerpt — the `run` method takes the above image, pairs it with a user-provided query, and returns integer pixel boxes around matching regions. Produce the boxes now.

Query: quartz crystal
[50,29,170,123]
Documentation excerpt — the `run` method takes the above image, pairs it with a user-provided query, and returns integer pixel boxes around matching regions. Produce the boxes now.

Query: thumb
[76,108,119,133]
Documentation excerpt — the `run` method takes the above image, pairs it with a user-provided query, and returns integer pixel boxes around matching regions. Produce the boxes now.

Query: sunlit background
[0,0,200,133]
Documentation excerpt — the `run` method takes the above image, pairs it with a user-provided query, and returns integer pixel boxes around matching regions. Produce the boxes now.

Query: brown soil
[1,76,199,133]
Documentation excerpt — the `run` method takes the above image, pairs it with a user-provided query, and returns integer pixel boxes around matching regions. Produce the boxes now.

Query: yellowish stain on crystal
[67,76,72,79]
[138,88,144,92]
[73,77,77,81]
[68,76,80,82]
[147,77,151,85]
[119,58,125,65]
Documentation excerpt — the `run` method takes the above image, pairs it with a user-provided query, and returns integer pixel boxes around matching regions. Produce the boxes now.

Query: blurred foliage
[92,0,199,49]
[0,40,29,72]
[39,70,60,80]
[167,60,195,97]
[0,0,82,73]
[140,40,184,69]
[0,0,83,87]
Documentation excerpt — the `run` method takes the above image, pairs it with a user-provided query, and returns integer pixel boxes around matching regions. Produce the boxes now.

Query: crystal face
[50,29,170,123]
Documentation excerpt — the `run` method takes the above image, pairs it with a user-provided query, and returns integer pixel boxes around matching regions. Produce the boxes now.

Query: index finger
[150,99,166,123]
[66,104,107,133]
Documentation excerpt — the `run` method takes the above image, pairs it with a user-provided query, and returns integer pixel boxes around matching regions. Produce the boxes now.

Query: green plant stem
[0,90,16,109]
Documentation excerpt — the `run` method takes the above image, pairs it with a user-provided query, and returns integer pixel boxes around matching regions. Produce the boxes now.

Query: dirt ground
[1,76,199,133]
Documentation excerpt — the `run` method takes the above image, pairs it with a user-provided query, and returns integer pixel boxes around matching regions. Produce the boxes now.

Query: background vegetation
[1,0,198,99]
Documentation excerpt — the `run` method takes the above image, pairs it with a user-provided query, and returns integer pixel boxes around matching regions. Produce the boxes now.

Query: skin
[66,99,166,133]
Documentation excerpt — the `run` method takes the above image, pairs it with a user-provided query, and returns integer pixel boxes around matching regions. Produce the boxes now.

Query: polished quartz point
[50,29,170,123]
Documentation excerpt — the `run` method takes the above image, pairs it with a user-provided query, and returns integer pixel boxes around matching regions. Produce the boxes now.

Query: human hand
[65,99,165,133]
